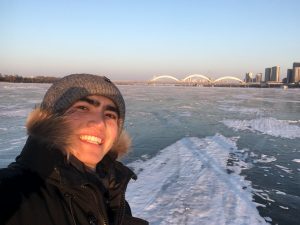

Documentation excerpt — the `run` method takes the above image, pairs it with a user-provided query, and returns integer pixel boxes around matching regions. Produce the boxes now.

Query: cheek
[66,115,85,130]
[107,122,119,141]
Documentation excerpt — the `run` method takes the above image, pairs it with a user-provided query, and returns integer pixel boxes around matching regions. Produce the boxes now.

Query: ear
[111,130,132,159]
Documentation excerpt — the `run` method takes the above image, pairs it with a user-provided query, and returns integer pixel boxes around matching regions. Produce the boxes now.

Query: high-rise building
[294,67,300,82]
[271,66,280,82]
[293,62,300,82]
[287,69,293,83]
[293,62,300,67]
[245,72,253,83]
[255,73,262,83]
[265,68,271,82]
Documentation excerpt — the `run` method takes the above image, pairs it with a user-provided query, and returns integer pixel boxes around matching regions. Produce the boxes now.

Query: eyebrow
[80,97,100,107]
[105,105,119,116]
[79,97,119,116]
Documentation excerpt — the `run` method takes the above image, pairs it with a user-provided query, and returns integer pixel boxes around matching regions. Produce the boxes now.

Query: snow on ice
[222,117,300,139]
[126,134,268,225]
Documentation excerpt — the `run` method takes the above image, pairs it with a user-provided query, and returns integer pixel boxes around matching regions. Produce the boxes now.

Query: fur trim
[26,108,131,158]
[26,108,73,150]
[111,130,132,159]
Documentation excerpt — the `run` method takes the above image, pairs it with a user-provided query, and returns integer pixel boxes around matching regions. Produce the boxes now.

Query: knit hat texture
[41,74,125,130]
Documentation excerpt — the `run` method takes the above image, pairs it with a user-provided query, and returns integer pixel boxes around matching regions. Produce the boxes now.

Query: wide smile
[79,135,103,145]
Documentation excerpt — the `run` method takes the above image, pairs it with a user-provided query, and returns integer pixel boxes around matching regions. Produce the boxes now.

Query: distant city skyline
[1,0,299,80]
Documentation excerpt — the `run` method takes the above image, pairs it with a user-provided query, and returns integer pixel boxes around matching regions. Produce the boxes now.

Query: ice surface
[255,154,277,163]
[275,165,293,174]
[253,190,275,203]
[1,84,299,224]
[292,159,300,163]
[275,190,286,195]
[126,134,268,225]
[222,117,300,139]
[0,109,32,117]
[219,105,262,115]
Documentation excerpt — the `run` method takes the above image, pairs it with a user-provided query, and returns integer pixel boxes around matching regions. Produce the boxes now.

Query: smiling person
[0,74,148,225]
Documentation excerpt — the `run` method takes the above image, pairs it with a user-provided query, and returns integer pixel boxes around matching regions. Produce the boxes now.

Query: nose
[87,112,105,127]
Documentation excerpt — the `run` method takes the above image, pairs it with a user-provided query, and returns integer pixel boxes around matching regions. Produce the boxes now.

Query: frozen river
[0,82,299,225]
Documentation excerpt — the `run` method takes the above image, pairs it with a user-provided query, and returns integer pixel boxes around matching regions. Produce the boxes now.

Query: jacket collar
[15,136,66,179]
[15,136,136,189]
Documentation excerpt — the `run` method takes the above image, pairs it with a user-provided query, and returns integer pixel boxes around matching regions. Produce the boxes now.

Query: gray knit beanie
[41,74,125,130]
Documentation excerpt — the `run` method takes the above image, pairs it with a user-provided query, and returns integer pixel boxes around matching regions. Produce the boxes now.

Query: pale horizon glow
[1,0,299,80]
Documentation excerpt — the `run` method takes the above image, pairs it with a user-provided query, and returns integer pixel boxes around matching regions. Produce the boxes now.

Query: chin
[87,155,104,166]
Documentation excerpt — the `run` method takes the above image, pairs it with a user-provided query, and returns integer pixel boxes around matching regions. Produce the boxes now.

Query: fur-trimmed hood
[26,107,131,159]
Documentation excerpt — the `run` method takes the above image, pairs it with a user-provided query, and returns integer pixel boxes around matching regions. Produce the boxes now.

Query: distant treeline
[0,74,59,83]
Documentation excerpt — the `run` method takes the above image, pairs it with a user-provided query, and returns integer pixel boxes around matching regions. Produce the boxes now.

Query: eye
[76,105,88,111]
[105,112,118,120]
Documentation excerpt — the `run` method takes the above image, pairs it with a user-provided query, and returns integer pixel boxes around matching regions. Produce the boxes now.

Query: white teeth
[79,135,102,145]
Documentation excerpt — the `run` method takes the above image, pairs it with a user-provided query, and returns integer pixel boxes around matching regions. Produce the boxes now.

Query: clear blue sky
[1,0,299,80]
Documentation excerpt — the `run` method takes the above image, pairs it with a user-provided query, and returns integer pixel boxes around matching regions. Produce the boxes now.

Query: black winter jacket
[0,137,148,225]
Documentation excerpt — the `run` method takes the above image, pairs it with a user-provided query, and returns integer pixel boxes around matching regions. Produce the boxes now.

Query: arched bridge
[151,75,180,82]
[183,74,212,82]
[150,75,245,84]
[213,76,244,84]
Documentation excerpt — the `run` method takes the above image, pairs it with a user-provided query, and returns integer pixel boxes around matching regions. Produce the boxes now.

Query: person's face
[64,95,119,169]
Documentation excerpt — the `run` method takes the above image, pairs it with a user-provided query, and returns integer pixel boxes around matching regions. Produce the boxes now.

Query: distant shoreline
[0,76,299,88]
[0,76,59,83]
